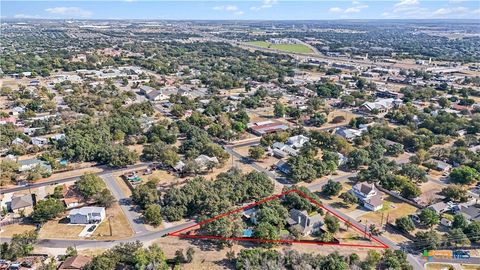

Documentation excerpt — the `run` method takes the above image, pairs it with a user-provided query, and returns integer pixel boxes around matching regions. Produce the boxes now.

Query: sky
[2,0,480,20]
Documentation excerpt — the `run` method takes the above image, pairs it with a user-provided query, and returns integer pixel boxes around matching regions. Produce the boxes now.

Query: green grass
[246,41,314,54]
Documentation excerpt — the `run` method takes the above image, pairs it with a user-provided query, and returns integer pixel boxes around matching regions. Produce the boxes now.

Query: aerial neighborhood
[0,14,479,270]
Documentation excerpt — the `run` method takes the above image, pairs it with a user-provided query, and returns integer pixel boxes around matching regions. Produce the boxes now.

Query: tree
[446,228,470,247]
[415,231,440,250]
[395,216,415,233]
[248,146,265,161]
[369,224,381,236]
[399,163,427,183]
[133,244,168,270]
[2,230,38,261]
[381,249,412,270]
[440,185,469,203]
[452,214,468,230]
[324,213,340,234]
[185,247,194,263]
[76,173,105,200]
[273,102,286,118]
[346,149,370,170]
[101,145,138,168]
[253,222,279,241]
[308,113,327,127]
[93,188,116,208]
[449,165,479,185]
[401,182,421,199]
[464,221,480,243]
[322,180,342,197]
[132,181,159,209]
[418,208,440,228]
[31,198,65,223]
[144,204,162,227]
[339,192,358,206]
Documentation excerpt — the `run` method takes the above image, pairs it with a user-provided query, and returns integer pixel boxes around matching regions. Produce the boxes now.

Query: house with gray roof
[10,194,34,213]
[287,209,323,236]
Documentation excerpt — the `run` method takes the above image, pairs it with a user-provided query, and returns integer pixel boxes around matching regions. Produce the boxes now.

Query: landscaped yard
[247,41,314,54]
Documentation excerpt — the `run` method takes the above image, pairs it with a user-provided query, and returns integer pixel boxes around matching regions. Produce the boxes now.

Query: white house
[351,182,383,211]
[69,207,106,224]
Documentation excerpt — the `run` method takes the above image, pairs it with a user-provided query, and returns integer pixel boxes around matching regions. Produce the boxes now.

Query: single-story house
[359,98,395,113]
[195,155,219,169]
[62,184,82,209]
[458,205,480,222]
[139,85,156,95]
[334,127,362,142]
[146,90,169,101]
[69,207,106,224]
[427,201,450,215]
[431,160,452,173]
[276,160,292,175]
[31,137,48,146]
[58,255,92,270]
[287,135,309,149]
[10,194,34,214]
[247,120,289,136]
[17,158,52,173]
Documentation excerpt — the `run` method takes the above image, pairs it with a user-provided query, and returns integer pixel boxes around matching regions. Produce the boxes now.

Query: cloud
[345,4,368,13]
[329,1,368,14]
[384,0,477,18]
[213,5,243,16]
[432,6,468,15]
[45,7,92,17]
[14,14,42,19]
[329,7,343,13]
[250,0,278,11]
[213,5,238,11]
[394,0,419,9]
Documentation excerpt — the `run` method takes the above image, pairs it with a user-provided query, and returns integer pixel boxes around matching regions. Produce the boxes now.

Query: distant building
[334,127,362,142]
[69,207,106,224]
[194,155,219,169]
[272,135,309,158]
[359,98,395,113]
[31,137,48,146]
[139,85,156,95]
[247,120,289,136]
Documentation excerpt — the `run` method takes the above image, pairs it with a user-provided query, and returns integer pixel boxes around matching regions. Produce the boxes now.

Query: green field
[247,41,314,54]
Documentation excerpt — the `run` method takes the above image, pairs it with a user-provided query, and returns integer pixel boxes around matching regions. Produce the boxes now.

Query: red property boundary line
[168,189,389,249]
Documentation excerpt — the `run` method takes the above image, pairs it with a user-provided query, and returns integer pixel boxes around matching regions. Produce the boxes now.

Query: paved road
[1,221,197,249]
[0,163,151,195]
[101,173,146,234]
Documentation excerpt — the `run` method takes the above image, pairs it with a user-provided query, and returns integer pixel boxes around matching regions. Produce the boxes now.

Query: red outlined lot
[168,189,389,249]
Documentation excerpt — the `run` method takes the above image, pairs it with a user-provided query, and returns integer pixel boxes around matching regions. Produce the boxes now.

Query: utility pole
[108,216,113,236]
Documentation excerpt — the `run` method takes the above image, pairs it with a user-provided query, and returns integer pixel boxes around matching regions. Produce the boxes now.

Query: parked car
[87,225,97,232]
